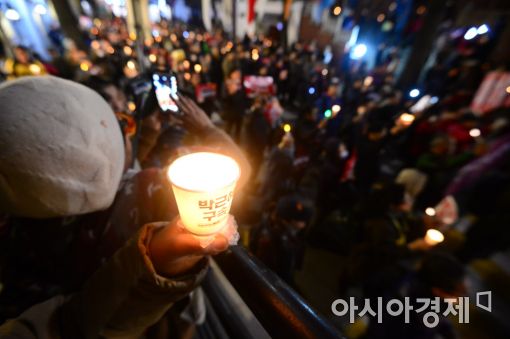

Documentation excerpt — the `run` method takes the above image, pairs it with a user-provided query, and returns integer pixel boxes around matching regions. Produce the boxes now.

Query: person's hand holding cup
[149,219,229,277]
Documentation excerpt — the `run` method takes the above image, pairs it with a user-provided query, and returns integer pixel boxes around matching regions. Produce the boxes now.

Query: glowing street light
[167,152,240,236]
[5,8,20,21]
[409,89,420,98]
[34,4,47,15]
[350,44,367,60]
[464,27,478,40]
[333,6,342,16]
[477,24,489,35]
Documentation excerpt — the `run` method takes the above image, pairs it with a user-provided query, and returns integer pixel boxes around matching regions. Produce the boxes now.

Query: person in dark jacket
[250,195,314,286]
[222,69,247,141]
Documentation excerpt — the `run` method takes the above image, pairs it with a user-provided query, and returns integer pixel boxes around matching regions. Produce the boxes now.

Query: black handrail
[213,245,345,339]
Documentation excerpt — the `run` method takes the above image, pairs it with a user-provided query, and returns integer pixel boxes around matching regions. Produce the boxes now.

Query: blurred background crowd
[1,0,510,338]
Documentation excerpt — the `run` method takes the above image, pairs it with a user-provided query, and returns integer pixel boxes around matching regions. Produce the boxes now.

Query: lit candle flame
[425,207,436,216]
[469,128,481,138]
[126,60,136,70]
[167,152,240,236]
[123,46,132,55]
[425,229,444,246]
[29,64,41,75]
[400,113,415,125]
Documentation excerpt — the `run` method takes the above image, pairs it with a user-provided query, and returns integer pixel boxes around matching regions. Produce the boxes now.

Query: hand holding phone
[175,95,215,134]
[152,73,179,113]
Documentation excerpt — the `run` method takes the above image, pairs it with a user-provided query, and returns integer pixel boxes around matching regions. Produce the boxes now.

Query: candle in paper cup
[399,113,415,126]
[424,229,444,246]
[167,152,240,236]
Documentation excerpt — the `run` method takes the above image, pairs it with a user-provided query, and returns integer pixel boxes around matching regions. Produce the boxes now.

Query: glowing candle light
[424,229,444,246]
[400,113,415,126]
[80,62,90,72]
[363,76,374,87]
[123,46,133,55]
[126,60,136,70]
[29,64,41,75]
[469,128,481,138]
[167,152,240,236]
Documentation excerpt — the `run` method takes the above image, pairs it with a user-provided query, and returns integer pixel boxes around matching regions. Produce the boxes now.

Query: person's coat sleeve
[0,223,208,339]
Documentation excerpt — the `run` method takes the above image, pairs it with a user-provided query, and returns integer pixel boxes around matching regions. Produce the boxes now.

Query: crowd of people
[1,13,510,339]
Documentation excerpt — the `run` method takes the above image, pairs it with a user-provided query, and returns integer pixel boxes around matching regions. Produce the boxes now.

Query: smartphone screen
[152,73,179,113]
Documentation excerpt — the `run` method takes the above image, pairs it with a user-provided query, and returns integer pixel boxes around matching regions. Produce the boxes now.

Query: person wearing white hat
[0,76,248,338]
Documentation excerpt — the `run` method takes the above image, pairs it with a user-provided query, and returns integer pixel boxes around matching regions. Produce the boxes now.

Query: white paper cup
[167,152,240,236]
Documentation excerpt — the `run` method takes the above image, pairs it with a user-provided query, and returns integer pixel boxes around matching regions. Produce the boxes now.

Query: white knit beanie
[0,76,125,218]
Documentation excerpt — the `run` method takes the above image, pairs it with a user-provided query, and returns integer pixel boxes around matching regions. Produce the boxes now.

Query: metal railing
[202,245,344,339]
